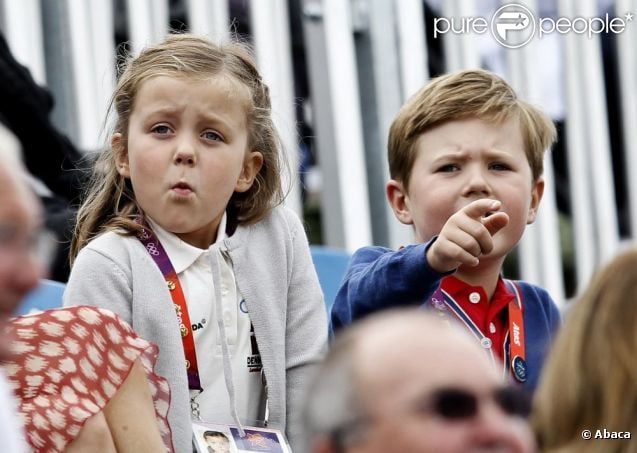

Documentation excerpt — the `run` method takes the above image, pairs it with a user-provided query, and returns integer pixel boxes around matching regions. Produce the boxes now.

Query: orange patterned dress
[2,306,173,452]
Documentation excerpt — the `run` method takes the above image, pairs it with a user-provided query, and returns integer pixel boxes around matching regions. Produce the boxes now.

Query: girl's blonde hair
[532,249,637,452]
[71,34,286,263]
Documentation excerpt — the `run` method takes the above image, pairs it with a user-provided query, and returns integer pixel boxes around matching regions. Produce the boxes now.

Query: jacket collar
[146,214,227,274]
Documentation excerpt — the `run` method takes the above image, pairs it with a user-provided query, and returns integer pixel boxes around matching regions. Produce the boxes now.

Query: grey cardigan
[64,206,328,453]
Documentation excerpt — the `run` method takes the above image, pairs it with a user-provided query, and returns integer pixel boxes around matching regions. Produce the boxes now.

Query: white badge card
[193,422,292,453]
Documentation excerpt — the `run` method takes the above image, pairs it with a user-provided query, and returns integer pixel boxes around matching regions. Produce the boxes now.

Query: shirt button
[489,322,496,334]
[480,337,492,349]
[469,292,481,304]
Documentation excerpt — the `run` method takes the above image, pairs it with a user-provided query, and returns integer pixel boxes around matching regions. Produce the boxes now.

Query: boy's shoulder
[506,279,559,315]
[507,279,552,300]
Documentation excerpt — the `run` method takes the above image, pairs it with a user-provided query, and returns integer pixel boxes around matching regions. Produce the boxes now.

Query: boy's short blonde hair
[388,69,556,188]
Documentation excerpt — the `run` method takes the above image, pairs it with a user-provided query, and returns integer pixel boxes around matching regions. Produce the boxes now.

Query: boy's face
[387,117,543,263]
[205,434,229,452]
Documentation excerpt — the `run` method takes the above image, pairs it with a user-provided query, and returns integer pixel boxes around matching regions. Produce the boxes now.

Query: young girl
[64,34,328,453]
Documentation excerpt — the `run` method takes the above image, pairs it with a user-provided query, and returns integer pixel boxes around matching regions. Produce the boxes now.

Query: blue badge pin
[512,355,527,383]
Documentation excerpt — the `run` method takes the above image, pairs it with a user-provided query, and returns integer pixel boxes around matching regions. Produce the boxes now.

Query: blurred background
[1,0,636,307]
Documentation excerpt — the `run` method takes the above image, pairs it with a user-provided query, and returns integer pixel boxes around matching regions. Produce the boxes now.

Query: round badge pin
[512,355,527,383]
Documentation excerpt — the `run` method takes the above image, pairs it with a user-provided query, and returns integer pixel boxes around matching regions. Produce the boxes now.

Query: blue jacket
[331,242,561,391]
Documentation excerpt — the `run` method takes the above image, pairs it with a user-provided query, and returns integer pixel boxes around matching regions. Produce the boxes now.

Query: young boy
[331,69,561,391]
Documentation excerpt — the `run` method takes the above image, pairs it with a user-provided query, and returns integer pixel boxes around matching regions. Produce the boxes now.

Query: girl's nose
[173,138,197,166]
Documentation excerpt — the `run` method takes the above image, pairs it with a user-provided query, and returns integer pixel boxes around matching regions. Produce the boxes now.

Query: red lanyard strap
[137,221,203,391]
[505,281,527,383]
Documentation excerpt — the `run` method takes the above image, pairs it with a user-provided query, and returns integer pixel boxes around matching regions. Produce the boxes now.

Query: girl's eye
[437,164,460,173]
[151,125,171,135]
[202,131,223,142]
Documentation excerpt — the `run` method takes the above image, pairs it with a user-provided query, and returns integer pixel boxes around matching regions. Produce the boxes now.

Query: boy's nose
[463,167,492,197]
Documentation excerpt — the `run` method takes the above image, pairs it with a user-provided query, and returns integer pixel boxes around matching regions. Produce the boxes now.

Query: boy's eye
[151,125,171,135]
[489,162,510,171]
[437,164,460,173]
[202,131,223,142]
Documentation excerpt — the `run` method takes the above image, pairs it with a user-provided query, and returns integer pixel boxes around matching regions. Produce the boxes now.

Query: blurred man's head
[304,309,534,453]
[0,124,43,355]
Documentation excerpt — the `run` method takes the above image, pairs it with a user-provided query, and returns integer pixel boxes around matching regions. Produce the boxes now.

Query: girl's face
[115,75,263,248]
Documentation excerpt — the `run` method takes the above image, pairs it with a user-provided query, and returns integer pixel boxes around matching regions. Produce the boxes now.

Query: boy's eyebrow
[429,149,469,163]
[430,147,518,163]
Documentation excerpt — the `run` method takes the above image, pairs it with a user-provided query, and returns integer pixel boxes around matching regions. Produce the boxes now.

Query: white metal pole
[186,0,230,41]
[558,0,601,289]
[394,0,429,99]
[1,0,46,84]
[126,0,169,55]
[250,0,301,215]
[616,0,637,237]
[319,0,373,250]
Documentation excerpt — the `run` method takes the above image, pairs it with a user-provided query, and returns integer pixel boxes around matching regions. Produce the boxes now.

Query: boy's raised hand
[426,199,509,273]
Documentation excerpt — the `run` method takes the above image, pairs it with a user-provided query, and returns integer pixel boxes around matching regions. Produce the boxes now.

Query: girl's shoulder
[250,205,304,234]
[85,229,135,249]
[80,230,143,262]
[228,205,306,252]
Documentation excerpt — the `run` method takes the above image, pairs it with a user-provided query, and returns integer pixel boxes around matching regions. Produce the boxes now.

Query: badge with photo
[193,422,291,453]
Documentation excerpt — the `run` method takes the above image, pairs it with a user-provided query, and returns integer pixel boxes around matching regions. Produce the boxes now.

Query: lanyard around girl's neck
[137,220,203,391]
[427,279,527,383]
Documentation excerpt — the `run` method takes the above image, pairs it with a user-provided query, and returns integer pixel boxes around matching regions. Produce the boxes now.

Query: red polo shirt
[440,275,515,361]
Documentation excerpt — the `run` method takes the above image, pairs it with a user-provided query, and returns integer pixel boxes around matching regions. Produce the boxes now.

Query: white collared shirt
[148,215,262,424]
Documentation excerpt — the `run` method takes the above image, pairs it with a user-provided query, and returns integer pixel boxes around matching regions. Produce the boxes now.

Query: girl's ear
[112,133,130,178]
[235,151,264,193]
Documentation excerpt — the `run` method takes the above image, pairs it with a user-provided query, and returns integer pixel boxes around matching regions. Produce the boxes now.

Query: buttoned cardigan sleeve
[279,208,328,450]
[224,207,328,452]
[63,238,133,324]
[63,233,194,453]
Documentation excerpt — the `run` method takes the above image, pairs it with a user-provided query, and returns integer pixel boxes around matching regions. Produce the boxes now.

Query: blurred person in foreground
[533,249,637,453]
[0,121,40,452]
[0,32,87,282]
[303,309,535,453]
[0,123,171,452]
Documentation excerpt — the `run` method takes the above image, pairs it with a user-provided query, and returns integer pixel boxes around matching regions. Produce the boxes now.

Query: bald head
[353,311,498,410]
[304,309,534,453]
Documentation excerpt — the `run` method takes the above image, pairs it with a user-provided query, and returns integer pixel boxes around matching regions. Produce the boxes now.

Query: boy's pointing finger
[482,212,509,236]
[462,199,502,219]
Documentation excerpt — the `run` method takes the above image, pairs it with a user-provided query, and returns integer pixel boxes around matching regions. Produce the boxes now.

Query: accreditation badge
[511,355,528,383]
[193,422,292,453]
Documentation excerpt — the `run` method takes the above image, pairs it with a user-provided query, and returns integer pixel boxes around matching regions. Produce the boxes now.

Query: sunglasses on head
[422,386,531,420]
